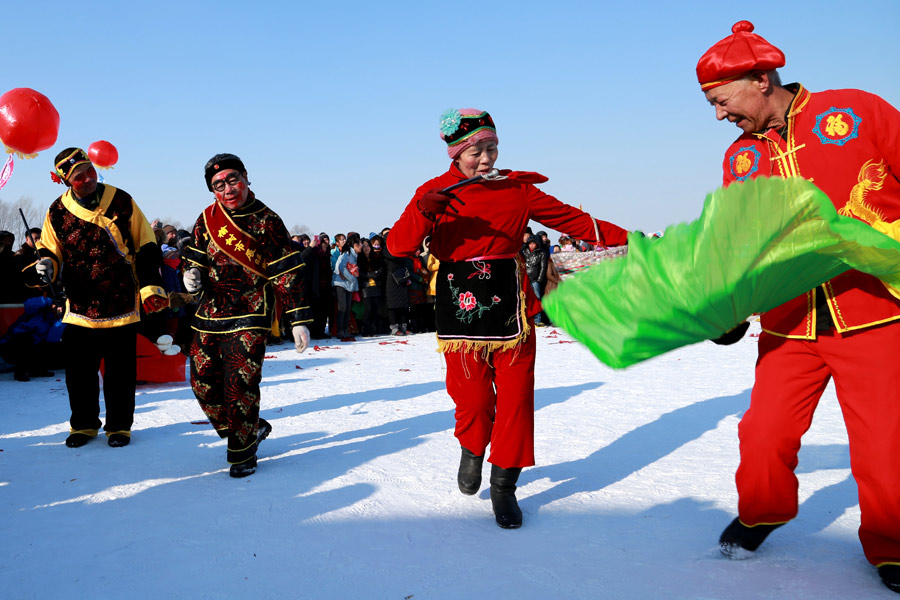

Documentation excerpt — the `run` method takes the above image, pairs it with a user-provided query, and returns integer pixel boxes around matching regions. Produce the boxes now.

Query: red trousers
[444,326,536,469]
[739,325,900,566]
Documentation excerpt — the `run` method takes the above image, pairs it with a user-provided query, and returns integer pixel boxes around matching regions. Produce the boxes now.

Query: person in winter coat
[521,235,548,325]
[360,234,388,336]
[382,232,411,336]
[420,236,439,333]
[309,234,334,339]
[0,230,24,303]
[387,108,630,528]
[0,296,65,381]
[14,228,47,299]
[332,233,361,340]
[299,237,320,329]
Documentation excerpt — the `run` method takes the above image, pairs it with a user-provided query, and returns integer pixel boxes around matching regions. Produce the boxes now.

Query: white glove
[292,325,310,354]
[35,258,55,283]
[183,267,203,293]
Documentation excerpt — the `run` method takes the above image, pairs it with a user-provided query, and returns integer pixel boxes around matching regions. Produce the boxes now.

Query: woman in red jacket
[388,108,630,528]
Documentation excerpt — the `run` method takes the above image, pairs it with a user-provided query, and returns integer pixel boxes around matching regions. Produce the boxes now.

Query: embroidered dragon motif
[839,159,887,225]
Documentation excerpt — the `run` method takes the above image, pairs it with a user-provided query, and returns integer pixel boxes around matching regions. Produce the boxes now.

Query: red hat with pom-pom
[696,21,785,91]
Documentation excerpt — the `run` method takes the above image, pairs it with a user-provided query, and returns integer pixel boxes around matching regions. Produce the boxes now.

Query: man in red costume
[698,21,900,593]
[388,109,629,528]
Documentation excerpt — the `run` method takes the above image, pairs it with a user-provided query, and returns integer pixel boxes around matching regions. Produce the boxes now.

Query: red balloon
[88,140,119,169]
[0,88,60,158]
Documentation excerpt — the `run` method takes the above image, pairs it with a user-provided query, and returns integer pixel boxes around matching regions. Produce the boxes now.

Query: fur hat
[204,153,246,191]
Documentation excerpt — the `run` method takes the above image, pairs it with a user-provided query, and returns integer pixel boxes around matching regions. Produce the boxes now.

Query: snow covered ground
[1,320,892,599]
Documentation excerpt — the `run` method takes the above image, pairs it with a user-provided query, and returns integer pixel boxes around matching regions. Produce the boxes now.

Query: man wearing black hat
[34,147,168,448]
[182,153,311,478]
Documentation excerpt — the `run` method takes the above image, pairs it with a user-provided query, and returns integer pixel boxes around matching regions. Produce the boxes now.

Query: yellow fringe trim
[105,430,131,438]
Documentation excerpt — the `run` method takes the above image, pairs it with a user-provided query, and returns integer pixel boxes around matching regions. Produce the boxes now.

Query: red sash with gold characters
[202,202,268,278]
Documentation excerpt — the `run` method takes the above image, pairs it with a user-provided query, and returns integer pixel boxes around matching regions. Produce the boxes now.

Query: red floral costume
[389,163,627,467]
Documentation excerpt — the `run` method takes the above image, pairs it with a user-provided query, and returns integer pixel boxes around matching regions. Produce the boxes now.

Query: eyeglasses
[211,174,243,192]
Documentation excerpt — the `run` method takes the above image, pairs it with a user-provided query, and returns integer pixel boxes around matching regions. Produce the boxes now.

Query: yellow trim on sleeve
[140,285,167,303]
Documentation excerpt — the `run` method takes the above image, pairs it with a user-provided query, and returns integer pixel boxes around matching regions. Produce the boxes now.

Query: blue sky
[2,0,898,241]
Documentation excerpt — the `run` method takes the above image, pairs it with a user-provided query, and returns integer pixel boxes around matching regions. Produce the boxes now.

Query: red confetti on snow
[314,345,341,351]
[329,369,335,373]
[557,340,574,344]
[264,355,276,359]
[378,340,408,345]
[190,420,210,425]
[295,365,303,369]
[399,368,410,371]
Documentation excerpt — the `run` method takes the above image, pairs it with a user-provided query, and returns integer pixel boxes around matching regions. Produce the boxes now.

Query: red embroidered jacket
[722,84,900,338]
[388,163,629,317]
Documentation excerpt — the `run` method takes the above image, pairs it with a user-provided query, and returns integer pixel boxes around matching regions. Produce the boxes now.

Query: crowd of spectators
[285,228,438,342]
[1,219,588,377]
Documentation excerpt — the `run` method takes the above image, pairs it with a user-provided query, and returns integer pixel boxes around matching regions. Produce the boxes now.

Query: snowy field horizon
[1,320,891,599]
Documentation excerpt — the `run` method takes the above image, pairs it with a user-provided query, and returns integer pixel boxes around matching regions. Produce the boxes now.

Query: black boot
[107,433,130,447]
[490,465,523,529]
[880,565,900,594]
[457,447,484,495]
[65,432,94,448]
[719,517,784,558]
[229,456,257,478]
[257,418,272,446]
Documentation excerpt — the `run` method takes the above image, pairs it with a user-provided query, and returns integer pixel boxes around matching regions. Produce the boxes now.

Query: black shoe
[719,517,784,558]
[29,369,54,378]
[880,565,900,594]
[457,447,484,495]
[257,418,272,446]
[490,465,523,529]
[230,456,257,478]
[13,368,29,382]
[108,433,130,447]
[65,433,93,448]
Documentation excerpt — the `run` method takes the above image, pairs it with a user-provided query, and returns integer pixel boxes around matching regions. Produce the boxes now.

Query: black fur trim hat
[204,153,246,191]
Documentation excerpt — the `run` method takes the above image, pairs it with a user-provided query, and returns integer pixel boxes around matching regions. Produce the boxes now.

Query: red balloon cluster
[0,88,60,158]
[88,140,119,169]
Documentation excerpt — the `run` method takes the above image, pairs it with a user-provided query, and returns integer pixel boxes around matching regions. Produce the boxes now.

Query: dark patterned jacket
[183,196,311,334]
[37,184,165,328]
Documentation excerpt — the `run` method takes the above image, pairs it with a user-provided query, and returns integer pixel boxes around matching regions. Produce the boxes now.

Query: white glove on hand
[183,267,203,293]
[292,325,310,354]
[35,258,54,283]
